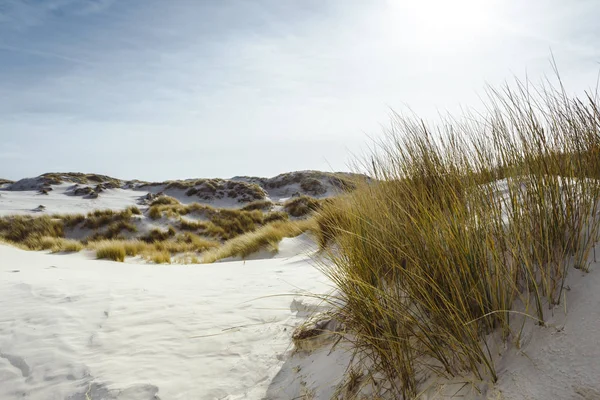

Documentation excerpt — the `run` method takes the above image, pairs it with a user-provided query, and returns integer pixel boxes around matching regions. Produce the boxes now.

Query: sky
[1,0,600,181]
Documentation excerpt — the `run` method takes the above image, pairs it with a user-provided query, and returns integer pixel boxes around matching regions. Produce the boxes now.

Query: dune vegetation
[283,195,329,217]
[202,218,317,263]
[0,196,318,263]
[316,77,600,397]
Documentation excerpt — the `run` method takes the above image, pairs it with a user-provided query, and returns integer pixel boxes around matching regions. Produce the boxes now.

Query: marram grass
[317,77,600,398]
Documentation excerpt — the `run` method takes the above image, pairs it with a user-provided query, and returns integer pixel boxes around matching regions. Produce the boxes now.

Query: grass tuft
[283,195,324,217]
[150,195,181,206]
[146,249,171,264]
[318,75,600,397]
[202,218,316,263]
[241,199,274,211]
[95,242,127,262]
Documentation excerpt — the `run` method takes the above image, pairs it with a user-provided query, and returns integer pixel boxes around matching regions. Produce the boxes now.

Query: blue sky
[1,0,600,181]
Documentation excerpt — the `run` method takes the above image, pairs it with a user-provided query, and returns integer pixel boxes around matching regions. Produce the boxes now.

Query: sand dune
[0,239,330,400]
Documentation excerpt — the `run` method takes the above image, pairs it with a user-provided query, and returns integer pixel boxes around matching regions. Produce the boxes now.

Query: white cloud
[1,0,600,180]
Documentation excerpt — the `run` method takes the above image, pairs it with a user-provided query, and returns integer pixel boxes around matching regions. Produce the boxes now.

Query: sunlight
[389,0,495,48]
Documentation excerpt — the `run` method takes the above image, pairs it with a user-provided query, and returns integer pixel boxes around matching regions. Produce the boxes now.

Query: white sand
[267,258,600,399]
[3,242,600,399]
[0,241,331,400]
[0,184,142,216]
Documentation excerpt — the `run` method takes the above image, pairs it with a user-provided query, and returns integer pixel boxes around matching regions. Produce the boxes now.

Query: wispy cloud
[1,0,600,180]
[0,43,93,65]
[0,0,115,29]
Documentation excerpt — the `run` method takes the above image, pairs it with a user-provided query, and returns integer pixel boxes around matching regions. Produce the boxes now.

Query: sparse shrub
[314,197,351,249]
[241,200,273,211]
[0,215,64,243]
[204,222,227,239]
[284,196,322,217]
[121,240,149,256]
[147,249,171,264]
[202,219,316,263]
[150,195,180,206]
[88,239,149,257]
[328,174,359,192]
[186,187,199,196]
[59,213,86,228]
[55,239,84,253]
[300,178,327,195]
[31,237,84,253]
[96,242,126,262]
[73,186,95,196]
[175,232,219,251]
[179,218,208,231]
[142,227,176,243]
[82,208,133,230]
[263,211,288,223]
[207,209,263,239]
[25,236,83,253]
[91,220,137,240]
[166,181,195,190]
[148,205,162,220]
[127,206,142,215]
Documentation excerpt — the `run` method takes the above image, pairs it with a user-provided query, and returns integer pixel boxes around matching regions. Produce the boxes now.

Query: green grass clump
[318,77,600,397]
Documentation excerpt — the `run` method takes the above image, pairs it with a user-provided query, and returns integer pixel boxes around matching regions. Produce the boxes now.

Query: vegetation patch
[41,172,122,187]
[240,200,274,211]
[141,227,176,243]
[283,196,325,217]
[22,235,83,253]
[202,218,316,263]
[150,195,181,206]
[299,178,327,195]
[95,242,127,262]
[318,78,600,398]
[148,202,288,240]
[0,215,64,244]
[146,249,171,264]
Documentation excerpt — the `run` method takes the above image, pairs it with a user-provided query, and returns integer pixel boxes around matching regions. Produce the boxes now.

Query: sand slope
[265,260,600,399]
[0,242,330,400]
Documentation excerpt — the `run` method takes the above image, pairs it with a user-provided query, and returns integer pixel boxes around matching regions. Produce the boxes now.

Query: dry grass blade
[317,75,600,397]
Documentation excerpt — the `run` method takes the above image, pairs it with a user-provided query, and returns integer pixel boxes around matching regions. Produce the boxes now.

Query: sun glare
[389,0,494,48]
